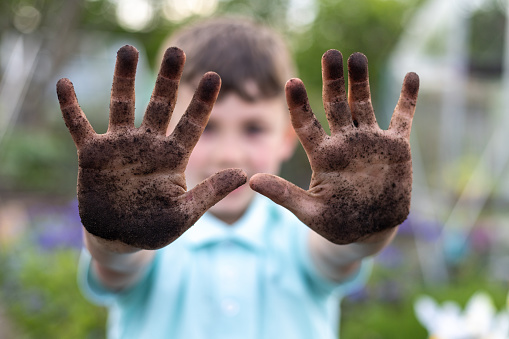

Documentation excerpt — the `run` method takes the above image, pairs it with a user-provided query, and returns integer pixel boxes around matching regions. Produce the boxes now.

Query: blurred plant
[0,248,106,339]
[28,199,83,250]
[0,0,424,196]
[441,154,494,198]
[399,215,443,242]
[341,262,508,338]
[340,210,508,338]
[0,200,106,338]
[0,129,77,195]
[414,291,509,339]
[292,0,424,129]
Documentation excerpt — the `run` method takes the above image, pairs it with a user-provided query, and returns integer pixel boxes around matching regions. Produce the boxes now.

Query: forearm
[83,228,155,291]
[309,226,398,282]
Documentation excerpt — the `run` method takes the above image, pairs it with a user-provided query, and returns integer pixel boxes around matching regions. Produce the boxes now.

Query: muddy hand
[250,50,419,244]
[57,45,247,250]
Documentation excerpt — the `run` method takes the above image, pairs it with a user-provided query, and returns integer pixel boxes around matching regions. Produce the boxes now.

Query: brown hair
[163,16,295,102]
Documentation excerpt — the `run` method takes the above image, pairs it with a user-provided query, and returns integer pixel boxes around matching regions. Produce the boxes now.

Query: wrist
[83,228,152,273]
[351,226,398,257]
[83,228,140,255]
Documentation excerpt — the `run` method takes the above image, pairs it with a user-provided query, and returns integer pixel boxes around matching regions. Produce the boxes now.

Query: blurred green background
[1,0,509,337]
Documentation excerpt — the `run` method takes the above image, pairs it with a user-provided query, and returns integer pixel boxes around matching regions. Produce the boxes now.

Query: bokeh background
[1,0,509,337]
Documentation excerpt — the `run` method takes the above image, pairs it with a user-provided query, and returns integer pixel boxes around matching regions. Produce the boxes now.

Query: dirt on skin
[77,131,190,250]
[311,52,415,244]
[265,50,418,245]
[57,45,247,250]
[59,44,417,248]
[306,130,412,244]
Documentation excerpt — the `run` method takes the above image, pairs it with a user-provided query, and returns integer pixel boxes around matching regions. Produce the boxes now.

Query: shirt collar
[181,194,270,251]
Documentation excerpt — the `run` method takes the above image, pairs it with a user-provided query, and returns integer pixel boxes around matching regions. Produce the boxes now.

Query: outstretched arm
[57,45,247,290]
[250,49,419,281]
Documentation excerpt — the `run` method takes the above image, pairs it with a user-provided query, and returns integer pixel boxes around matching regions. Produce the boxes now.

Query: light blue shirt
[78,194,371,339]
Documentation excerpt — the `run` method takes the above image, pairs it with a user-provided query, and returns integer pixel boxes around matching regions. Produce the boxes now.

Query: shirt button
[221,298,240,317]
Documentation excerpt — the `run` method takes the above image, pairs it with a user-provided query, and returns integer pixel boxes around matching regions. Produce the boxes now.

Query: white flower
[414,291,509,339]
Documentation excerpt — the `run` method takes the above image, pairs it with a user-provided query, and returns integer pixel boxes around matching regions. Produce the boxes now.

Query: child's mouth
[229,184,247,195]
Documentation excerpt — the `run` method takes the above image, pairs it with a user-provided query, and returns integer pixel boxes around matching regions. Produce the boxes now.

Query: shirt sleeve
[295,227,373,297]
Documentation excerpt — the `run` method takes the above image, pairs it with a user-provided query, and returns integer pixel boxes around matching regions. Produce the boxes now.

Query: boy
[57,18,419,338]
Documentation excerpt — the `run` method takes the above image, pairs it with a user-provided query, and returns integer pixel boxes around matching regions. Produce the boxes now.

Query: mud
[282,51,414,244]
[171,72,220,151]
[57,78,94,147]
[77,135,246,249]
[60,46,237,250]
[77,130,187,249]
[142,47,185,134]
[347,52,368,82]
[159,47,186,80]
[307,131,412,244]
[194,72,221,103]
[403,72,419,99]
[76,128,245,249]
[322,49,344,80]
[286,78,308,110]
[114,45,138,78]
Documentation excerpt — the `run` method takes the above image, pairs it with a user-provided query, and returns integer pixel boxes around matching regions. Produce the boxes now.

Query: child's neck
[211,208,248,226]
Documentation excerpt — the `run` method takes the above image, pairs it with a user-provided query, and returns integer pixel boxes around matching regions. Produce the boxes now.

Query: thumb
[249,173,312,219]
[181,168,247,220]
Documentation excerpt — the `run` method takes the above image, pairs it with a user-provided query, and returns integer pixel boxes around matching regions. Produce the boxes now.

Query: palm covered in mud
[250,50,419,244]
[57,45,246,250]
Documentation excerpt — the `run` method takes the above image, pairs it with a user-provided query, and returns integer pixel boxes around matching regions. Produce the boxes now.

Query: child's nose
[214,134,245,166]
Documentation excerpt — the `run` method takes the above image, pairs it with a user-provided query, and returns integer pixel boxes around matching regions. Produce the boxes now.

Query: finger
[249,173,313,219]
[108,45,138,132]
[57,78,96,147]
[141,47,185,134]
[170,72,221,154]
[389,72,419,139]
[322,50,352,133]
[181,168,247,218]
[286,78,327,156]
[347,52,377,127]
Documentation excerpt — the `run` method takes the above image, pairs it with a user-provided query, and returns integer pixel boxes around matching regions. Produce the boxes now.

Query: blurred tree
[1,0,83,127]
[0,0,422,126]
[0,0,423,195]
[468,2,505,77]
[291,0,423,129]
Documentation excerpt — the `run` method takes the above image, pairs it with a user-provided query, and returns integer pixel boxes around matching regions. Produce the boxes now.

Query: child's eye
[244,123,266,136]
[203,121,216,134]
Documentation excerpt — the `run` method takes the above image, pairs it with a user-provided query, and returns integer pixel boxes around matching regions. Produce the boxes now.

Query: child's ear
[281,122,298,161]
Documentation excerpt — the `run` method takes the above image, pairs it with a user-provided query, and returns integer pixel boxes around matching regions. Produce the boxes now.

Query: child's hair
[163,16,295,102]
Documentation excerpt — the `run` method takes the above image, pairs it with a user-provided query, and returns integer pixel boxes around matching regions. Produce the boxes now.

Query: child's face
[168,84,296,224]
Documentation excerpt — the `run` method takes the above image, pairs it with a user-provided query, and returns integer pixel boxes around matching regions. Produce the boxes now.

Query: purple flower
[399,215,442,242]
[345,286,369,302]
[470,227,493,254]
[31,199,83,250]
[376,245,404,269]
